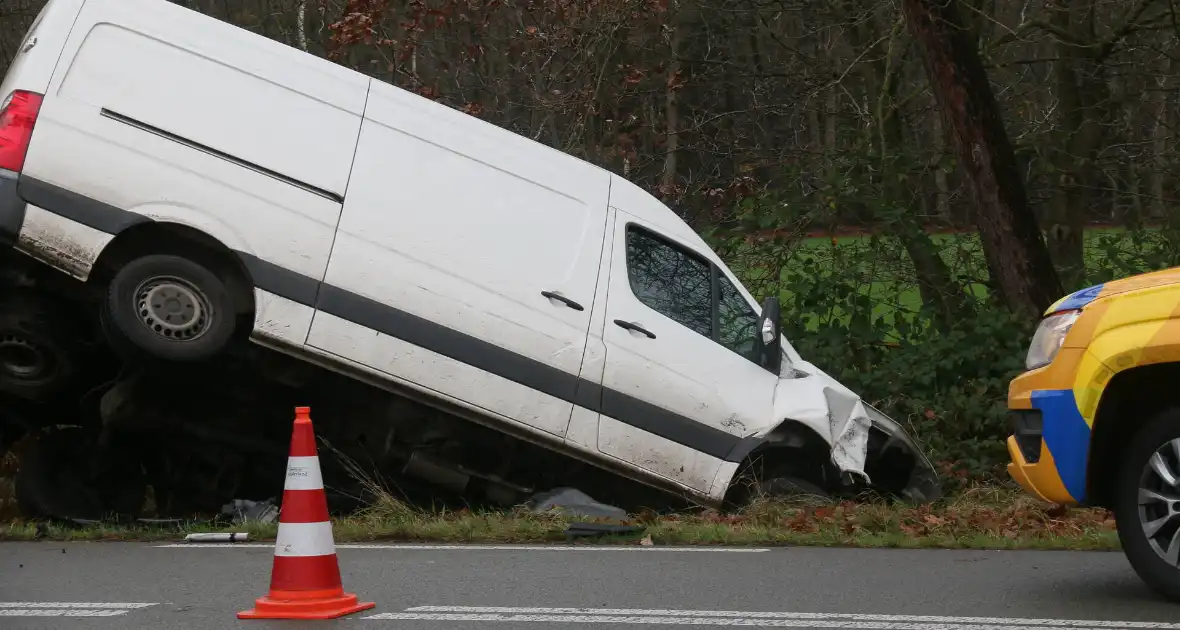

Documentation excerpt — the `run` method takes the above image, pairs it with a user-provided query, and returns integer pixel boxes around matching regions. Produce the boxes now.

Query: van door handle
[614,319,656,339]
[541,290,584,311]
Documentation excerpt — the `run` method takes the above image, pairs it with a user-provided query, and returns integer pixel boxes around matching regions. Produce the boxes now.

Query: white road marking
[362,607,1180,629]
[366,614,1180,628]
[0,603,157,618]
[0,603,157,608]
[154,543,769,553]
[0,610,131,617]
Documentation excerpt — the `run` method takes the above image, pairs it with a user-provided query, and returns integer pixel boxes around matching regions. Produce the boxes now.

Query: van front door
[596,211,777,492]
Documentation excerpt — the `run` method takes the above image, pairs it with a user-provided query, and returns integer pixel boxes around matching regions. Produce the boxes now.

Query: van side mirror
[757,297,782,374]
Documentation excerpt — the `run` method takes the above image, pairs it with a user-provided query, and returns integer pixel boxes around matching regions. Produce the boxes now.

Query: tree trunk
[662,3,688,198]
[1043,0,1100,290]
[931,109,951,220]
[901,0,1063,316]
[877,62,972,328]
[1149,45,1174,222]
[295,0,308,52]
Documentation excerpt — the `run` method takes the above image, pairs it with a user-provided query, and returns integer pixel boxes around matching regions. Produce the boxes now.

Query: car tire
[1114,407,1180,602]
[102,254,237,362]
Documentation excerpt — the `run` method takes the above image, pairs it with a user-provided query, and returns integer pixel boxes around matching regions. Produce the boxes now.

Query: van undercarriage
[0,247,940,522]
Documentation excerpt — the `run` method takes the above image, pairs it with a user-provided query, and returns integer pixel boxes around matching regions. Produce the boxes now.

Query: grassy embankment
[1,469,1119,551]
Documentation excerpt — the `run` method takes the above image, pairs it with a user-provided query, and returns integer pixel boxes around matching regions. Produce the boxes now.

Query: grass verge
[1,483,1120,551]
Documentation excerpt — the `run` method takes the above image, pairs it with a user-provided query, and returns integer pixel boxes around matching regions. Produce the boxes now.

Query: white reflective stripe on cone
[273,521,337,557]
[284,456,324,491]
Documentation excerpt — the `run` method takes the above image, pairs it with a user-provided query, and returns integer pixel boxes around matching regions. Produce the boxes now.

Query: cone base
[237,592,375,620]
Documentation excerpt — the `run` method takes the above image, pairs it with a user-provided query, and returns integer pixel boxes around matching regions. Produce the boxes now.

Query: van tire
[0,293,75,401]
[102,254,237,362]
[1114,407,1180,602]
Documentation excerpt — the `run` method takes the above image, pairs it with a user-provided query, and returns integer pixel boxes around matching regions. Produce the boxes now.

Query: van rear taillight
[0,90,44,173]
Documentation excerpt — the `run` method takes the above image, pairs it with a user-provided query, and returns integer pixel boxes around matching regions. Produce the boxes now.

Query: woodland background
[3,0,1179,491]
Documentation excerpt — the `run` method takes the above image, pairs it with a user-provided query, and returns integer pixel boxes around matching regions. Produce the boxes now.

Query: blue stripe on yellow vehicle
[1029,389,1090,503]
[1052,284,1105,313]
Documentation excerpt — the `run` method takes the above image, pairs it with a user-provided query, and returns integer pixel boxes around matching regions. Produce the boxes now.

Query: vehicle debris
[184,532,250,543]
[220,498,280,525]
[527,487,630,524]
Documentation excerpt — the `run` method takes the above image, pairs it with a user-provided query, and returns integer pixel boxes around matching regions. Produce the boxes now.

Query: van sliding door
[306,80,612,441]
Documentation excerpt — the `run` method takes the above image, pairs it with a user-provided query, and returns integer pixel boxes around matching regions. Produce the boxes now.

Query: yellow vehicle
[1007,266,1180,601]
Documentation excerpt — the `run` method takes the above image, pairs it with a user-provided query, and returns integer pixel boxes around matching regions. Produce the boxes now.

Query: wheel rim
[0,333,53,382]
[133,275,213,342]
[1137,438,1180,566]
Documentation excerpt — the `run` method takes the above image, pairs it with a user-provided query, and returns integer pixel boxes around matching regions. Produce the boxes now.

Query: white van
[0,0,939,508]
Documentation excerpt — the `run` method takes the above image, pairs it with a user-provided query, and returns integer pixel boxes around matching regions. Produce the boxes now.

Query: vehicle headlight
[1025,310,1080,371]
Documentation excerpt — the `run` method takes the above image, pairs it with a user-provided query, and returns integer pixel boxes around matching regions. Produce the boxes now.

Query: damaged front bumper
[766,363,943,503]
[860,402,943,502]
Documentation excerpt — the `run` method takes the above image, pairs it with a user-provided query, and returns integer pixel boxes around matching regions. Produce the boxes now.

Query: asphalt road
[1,542,1178,629]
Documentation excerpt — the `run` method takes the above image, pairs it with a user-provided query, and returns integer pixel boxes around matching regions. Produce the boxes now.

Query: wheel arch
[88,221,256,317]
[721,419,839,506]
[1088,361,1180,509]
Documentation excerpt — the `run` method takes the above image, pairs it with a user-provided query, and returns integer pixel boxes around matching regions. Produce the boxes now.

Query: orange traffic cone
[238,407,375,620]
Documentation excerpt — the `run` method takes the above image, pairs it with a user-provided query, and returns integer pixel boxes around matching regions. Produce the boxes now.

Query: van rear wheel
[102,254,237,362]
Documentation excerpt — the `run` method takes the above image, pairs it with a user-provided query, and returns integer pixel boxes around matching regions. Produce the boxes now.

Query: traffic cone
[238,406,375,620]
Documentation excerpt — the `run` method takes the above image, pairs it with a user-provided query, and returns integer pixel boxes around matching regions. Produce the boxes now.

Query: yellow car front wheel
[1115,406,1180,602]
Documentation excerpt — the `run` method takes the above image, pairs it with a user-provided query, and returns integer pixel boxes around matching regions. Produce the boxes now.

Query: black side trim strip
[600,388,739,460]
[238,252,319,308]
[15,181,755,463]
[724,434,767,463]
[17,177,151,235]
[0,170,26,247]
[315,284,582,404]
[573,379,603,413]
[100,109,344,204]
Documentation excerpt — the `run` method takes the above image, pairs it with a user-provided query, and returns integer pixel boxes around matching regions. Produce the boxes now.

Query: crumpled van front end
[772,357,944,503]
[717,337,943,505]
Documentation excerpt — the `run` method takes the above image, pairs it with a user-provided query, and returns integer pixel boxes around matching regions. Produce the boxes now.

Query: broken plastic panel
[771,356,942,503]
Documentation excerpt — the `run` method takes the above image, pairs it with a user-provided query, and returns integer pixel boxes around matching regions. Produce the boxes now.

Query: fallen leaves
[728,487,1116,543]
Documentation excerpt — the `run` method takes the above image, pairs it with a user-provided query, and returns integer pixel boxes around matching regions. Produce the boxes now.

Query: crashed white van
[0,0,939,513]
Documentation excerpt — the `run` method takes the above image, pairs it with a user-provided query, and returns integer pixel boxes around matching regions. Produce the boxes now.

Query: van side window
[625,226,713,338]
[718,274,759,361]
